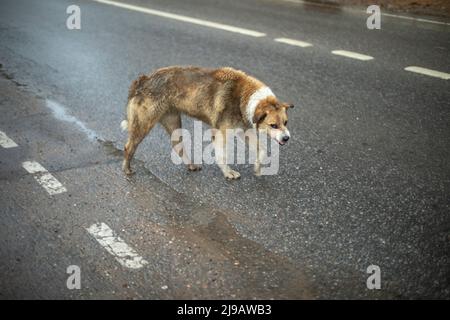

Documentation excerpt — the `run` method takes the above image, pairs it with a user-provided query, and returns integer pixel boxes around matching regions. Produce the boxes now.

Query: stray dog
[120,66,293,179]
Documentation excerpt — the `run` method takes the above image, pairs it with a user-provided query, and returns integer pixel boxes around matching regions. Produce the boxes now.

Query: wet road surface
[0,0,449,298]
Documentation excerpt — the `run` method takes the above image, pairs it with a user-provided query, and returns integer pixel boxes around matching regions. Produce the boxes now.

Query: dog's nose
[282,135,290,142]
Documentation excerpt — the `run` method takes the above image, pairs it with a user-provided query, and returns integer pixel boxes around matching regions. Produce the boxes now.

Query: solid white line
[277,0,450,26]
[382,13,450,27]
[331,50,374,61]
[404,66,450,80]
[92,0,266,37]
[22,161,67,195]
[0,131,18,148]
[86,222,148,269]
[274,37,313,48]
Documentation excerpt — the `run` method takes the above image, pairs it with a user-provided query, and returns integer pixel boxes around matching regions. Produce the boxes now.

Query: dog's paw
[187,164,202,171]
[123,167,135,176]
[125,170,135,176]
[122,161,134,176]
[224,169,241,180]
[254,163,261,176]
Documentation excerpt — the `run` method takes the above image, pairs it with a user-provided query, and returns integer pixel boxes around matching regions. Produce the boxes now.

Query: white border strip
[22,161,67,195]
[404,66,450,80]
[274,37,313,48]
[92,0,266,37]
[0,131,18,148]
[332,50,374,61]
[87,222,148,269]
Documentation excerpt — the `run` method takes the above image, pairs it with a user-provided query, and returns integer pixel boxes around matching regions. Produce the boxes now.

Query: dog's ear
[282,103,294,109]
[253,107,268,124]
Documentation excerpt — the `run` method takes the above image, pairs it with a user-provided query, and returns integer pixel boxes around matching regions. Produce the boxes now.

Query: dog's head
[252,97,294,146]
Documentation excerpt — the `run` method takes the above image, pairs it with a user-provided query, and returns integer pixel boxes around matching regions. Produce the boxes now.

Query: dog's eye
[270,124,278,129]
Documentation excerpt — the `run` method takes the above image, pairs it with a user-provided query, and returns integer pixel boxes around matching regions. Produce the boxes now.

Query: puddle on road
[134,210,316,299]
[192,212,314,299]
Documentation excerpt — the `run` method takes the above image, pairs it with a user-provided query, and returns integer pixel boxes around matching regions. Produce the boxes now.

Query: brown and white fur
[120,66,293,179]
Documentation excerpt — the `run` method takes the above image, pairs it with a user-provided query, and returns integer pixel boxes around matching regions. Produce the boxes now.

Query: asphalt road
[0,0,449,299]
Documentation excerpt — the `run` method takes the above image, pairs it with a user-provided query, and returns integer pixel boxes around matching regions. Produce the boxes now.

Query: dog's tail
[120,120,128,132]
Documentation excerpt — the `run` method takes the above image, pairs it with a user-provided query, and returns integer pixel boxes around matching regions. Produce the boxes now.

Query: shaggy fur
[121,66,293,179]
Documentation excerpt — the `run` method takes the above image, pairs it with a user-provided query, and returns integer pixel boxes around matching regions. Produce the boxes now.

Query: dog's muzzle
[277,129,290,146]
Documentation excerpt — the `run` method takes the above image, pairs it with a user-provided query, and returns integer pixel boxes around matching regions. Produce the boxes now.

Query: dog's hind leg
[159,110,201,171]
[122,98,161,175]
[123,124,145,175]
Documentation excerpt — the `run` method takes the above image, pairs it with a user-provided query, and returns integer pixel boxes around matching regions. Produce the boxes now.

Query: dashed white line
[274,37,312,48]
[22,161,67,195]
[86,222,148,269]
[92,0,266,37]
[404,66,450,80]
[0,131,18,148]
[332,50,374,61]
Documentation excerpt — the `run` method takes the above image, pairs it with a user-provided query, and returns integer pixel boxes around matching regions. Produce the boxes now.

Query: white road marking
[22,161,67,195]
[46,100,99,141]
[92,0,266,37]
[274,37,312,48]
[331,50,374,61]
[86,222,148,269]
[382,13,450,27]
[0,131,18,148]
[278,0,450,26]
[404,66,450,80]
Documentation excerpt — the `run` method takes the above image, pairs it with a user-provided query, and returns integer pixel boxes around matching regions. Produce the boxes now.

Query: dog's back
[128,66,214,101]
[127,66,251,126]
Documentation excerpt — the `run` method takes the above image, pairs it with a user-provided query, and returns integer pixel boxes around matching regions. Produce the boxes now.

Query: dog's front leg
[213,129,240,180]
[172,140,201,171]
[254,143,267,176]
[239,129,265,176]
